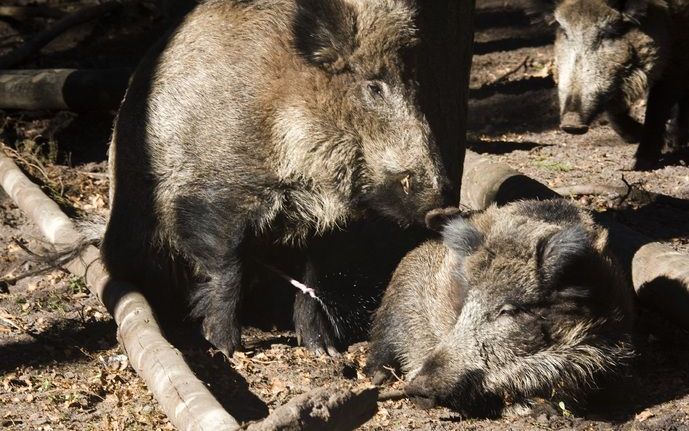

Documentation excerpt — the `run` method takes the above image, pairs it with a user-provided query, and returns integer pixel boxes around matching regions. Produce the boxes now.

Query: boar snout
[560,111,589,134]
[560,95,590,134]
[407,366,497,415]
[374,167,446,226]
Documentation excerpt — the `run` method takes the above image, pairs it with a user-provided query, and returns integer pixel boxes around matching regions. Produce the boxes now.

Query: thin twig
[0,309,30,334]
[383,365,405,384]
[490,56,530,85]
[618,175,637,206]
[2,146,51,185]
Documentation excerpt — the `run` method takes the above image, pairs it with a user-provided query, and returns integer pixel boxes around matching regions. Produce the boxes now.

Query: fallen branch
[0,147,379,430]
[0,69,131,111]
[244,387,378,431]
[0,2,121,69]
[461,151,689,330]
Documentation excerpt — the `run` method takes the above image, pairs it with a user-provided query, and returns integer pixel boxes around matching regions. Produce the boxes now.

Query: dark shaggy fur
[367,199,634,417]
[102,0,447,356]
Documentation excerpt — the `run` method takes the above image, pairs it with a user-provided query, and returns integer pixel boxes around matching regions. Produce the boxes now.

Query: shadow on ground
[0,319,117,373]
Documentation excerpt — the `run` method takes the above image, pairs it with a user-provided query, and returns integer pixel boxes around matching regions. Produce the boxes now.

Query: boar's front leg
[606,101,643,143]
[293,258,340,356]
[634,77,680,170]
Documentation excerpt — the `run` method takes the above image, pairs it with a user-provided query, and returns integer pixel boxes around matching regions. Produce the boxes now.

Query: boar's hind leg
[294,259,339,356]
[191,255,243,357]
[365,304,403,384]
[634,78,681,169]
[175,198,245,357]
[606,102,643,143]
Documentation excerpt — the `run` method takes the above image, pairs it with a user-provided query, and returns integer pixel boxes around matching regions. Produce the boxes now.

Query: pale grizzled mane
[484,318,634,402]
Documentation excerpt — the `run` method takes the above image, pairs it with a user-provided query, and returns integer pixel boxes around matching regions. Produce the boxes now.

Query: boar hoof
[630,156,658,171]
[202,318,241,358]
[294,294,340,356]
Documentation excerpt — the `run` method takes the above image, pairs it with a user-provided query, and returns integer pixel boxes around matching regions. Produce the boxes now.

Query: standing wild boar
[535,0,689,169]
[367,200,634,417]
[101,0,448,357]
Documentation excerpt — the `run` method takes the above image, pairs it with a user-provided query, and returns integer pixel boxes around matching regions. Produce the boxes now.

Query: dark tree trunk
[417,0,476,204]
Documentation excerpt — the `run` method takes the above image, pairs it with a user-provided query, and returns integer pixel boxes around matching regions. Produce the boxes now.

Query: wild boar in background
[533,0,689,169]
[367,199,634,417]
[101,0,448,357]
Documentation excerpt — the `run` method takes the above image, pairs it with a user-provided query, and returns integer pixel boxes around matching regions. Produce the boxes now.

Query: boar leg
[294,258,339,356]
[174,198,245,357]
[634,78,680,169]
[193,257,243,357]
[606,102,643,143]
[365,332,401,385]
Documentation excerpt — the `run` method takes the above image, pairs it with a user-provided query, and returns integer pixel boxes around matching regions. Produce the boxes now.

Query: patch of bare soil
[1,0,688,430]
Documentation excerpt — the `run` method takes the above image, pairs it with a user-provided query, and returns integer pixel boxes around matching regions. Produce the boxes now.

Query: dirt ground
[1,1,689,430]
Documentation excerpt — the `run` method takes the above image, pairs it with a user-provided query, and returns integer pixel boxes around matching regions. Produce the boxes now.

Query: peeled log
[633,243,689,329]
[0,69,130,111]
[0,148,239,431]
[461,150,689,330]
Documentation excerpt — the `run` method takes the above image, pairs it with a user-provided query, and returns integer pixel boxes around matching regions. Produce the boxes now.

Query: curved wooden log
[0,148,240,430]
[461,150,689,330]
[0,69,131,111]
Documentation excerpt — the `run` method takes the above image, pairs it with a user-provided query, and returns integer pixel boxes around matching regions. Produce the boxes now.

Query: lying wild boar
[101,0,447,356]
[367,200,634,416]
[536,0,689,169]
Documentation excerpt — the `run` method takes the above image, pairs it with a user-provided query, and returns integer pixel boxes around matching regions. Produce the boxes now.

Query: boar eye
[556,27,569,41]
[498,303,522,318]
[366,81,385,99]
[601,23,623,39]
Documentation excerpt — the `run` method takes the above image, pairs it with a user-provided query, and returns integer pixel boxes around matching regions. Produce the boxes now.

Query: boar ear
[621,0,650,22]
[537,225,594,286]
[442,217,484,257]
[293,0,357,73]
[524,0,560,25]
[425,207,463,232]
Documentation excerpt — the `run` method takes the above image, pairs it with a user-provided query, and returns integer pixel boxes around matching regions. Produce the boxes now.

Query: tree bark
[461,150,689,330]
[417,0,476,204]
